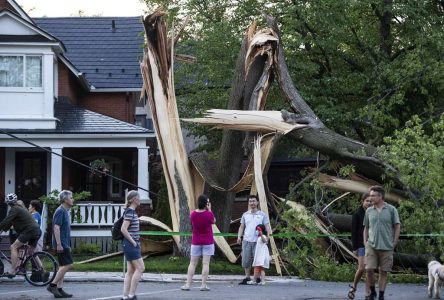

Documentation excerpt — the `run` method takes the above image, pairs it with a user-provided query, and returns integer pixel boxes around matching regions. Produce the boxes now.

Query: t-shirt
[190,210,215,245]
[240,210,269,242]
[124,208,139,242]
[363,202,400,251]
[52,205,71,249]
[32,212,42,226]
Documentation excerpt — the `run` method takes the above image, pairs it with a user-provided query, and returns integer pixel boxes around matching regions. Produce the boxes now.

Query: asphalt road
[0,280,430,300]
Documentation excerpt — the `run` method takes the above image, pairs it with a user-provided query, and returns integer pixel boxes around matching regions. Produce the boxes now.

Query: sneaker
[255,278,261,284]
[239,277,251,285]
[246,280,257,285]
[181,284,190,291]
[258,281,266,286]
[127,296,137,300]
[47,285,63,298]
[58,288,73,298]
[200,285,210,291]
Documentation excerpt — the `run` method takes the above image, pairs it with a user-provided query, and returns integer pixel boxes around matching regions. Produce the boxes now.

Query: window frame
[0,54,43,91]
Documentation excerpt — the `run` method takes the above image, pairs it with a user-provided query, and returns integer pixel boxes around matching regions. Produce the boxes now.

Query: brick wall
[57,62,137,123]
[78,92,136,123]
[0,0,15,11]
[57,62,81,105]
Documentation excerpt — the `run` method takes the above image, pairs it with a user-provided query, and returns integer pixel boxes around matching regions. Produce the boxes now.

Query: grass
[72,254,247,274]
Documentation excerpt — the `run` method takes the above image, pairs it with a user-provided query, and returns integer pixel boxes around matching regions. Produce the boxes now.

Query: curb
[1,272,302,284]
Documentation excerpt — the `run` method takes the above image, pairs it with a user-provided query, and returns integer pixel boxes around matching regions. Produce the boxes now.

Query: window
[0,55,42,88]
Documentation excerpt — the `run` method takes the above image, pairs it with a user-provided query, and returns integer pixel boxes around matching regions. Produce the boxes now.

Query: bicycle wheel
[23,251,58,286]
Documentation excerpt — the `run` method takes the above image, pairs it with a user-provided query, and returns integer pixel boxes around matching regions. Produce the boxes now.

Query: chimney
[111,19,116,31]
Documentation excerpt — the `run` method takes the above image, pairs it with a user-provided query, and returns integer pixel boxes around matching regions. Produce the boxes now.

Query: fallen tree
[140,8,423,274]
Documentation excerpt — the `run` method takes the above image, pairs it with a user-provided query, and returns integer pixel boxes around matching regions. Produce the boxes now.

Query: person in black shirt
[0,194,41,277]
[348,193,371,299]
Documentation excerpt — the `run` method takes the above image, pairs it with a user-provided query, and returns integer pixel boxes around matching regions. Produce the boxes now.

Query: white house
[0,0,154,250]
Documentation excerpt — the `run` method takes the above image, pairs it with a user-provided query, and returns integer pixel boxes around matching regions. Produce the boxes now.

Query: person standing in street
[364,186,401,300]
[120,190,144,300]
[348,193,371,299]
[47,190,74,298]
[181,194,216,291]
[237,194,272,285]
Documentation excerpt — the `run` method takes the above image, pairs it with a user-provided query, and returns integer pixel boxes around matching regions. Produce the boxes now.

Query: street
[0,279,429,300]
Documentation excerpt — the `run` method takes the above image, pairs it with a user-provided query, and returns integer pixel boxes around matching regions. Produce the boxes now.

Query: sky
[17,0,148,17]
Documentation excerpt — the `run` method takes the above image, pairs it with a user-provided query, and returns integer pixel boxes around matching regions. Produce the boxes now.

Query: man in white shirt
[237,195,272,284]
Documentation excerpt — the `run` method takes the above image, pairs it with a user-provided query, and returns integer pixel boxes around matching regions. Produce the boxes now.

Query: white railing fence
[71,203,125,227]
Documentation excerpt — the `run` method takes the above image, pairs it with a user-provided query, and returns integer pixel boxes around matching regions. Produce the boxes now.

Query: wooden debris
[184,109,306,134]
[75,251,123,264]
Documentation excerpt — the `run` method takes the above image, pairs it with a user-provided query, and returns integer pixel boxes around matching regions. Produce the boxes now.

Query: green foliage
[377,115,444,256]
[279,204,355,281]
[72,242,101,255]
[389,272,427,284]
[379,115,444,201]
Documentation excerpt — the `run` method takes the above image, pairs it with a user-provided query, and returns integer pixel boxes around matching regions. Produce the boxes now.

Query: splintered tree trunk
[209,24,275,233]
[140,10,195,256]
[141,9,236,261]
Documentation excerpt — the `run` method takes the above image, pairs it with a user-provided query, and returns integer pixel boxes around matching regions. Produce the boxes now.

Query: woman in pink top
[181,194,216,291]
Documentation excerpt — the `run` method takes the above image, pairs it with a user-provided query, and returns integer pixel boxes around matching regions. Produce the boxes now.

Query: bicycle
[0,236,58,286]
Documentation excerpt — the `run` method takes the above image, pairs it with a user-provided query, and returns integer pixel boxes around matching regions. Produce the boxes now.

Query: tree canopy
[143,0,443,153]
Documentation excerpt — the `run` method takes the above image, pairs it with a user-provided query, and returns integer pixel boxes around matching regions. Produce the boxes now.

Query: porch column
[137,146,150,203]
[50,147,62,192]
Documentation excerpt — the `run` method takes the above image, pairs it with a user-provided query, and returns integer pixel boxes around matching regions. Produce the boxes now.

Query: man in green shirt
[363,186,401,300]
[0,193,41,277]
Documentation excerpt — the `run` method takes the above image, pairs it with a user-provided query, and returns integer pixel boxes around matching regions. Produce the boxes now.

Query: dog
[428,261,444,299]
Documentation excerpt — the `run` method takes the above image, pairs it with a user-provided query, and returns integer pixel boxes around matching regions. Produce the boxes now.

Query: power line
[0,129,158,197]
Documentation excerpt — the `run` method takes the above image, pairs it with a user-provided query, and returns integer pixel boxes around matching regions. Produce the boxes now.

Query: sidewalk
[1,271,303,284]
[65,272,303,283]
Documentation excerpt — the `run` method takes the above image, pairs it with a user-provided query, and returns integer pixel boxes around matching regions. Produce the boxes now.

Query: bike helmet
[5,193,18,204]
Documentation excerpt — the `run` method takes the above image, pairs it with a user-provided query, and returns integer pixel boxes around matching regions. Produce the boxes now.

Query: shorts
[357,247,365,257]
[365,245,393,272]
[241,241,257,268]
[123,239,142,261]
[17,228,41,248]
[190,244,215,256]
[56,248,73,266]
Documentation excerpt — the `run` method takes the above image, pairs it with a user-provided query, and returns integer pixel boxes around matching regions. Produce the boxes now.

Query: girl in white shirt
[250,224,270,285]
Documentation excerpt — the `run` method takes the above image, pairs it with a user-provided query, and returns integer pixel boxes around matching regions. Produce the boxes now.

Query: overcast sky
[17,0,147,17]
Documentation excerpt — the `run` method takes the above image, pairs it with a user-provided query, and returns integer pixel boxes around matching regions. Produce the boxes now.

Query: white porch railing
[71,203,125,227]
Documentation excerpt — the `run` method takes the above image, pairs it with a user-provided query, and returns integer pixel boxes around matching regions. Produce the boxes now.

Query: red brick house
[0,0,154,245]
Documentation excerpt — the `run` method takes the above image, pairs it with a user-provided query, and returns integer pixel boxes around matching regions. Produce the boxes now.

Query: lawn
[72,253,249,275]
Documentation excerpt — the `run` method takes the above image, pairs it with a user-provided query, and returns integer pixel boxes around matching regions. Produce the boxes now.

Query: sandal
[347,285,356,299]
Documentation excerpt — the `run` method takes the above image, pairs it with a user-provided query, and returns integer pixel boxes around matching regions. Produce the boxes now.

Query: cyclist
[0,193,41,277]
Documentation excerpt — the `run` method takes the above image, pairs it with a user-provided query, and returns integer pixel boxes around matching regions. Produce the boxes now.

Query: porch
[70,202,126,253]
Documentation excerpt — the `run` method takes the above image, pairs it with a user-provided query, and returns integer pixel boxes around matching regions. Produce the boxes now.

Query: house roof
[5,100,153,135]
[0,9,65,52]
[34,17,144,90]
[54,101,152,134]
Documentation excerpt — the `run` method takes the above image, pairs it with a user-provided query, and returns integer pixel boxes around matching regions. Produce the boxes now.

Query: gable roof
[0,9,65,51]
[34,17,144,91]
[2,0,33,23]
